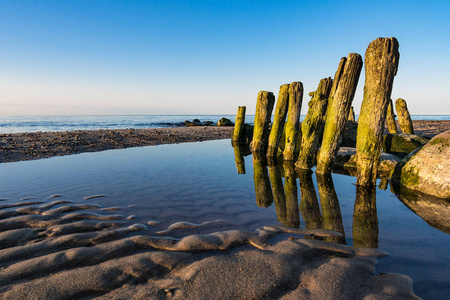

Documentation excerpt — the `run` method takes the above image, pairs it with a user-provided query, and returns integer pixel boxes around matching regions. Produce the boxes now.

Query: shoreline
[0,126,234,163]
[1,120,449,164]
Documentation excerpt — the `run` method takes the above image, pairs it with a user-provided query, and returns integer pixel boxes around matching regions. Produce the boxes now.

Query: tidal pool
[0,139,448,299]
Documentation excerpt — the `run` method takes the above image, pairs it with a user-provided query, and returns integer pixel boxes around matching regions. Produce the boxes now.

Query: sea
[0,115,449,134]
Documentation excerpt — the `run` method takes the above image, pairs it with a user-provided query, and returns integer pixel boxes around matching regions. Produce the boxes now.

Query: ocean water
[0,139,448,298]
[0,115,449,134]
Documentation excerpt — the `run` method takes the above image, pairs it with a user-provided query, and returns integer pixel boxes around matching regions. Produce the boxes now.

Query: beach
[1,120,449,163]
[1,121,449,299]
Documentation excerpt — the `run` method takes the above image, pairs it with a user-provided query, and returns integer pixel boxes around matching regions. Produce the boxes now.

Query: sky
[1,0,449,116]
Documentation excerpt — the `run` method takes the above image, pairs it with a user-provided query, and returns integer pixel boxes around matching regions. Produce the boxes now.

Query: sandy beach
[1,120,449,164]
[1,121,448,299]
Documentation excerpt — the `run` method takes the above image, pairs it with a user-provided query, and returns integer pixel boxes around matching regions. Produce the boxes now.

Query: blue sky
[1,0,449,115]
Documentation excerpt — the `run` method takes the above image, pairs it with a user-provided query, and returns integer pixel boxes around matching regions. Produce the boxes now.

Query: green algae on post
[283,82,304,161]
[356,37,399,186]
[232,106,246,144]
[395,98,414,134]
[296,77,333,169]
[348,106,356,122]
[267,84,289,159]
[316,53,363,174]
[250,91,275,158]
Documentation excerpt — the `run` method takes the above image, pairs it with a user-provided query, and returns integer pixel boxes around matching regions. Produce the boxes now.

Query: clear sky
[1,0,449,116]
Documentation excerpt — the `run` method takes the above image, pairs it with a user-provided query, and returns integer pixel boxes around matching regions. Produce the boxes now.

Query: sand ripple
[0,198,419,299]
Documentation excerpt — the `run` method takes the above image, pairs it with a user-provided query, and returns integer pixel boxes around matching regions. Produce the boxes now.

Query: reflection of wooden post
[267,84,289,159]
[233,144,246,174]
[395,98,414,134]
[316,54,363,174]
[253,156,273,208]
[356,37,399,186]
[353,186,378,248]
[232,106,246,144]
[316,173,346,244]
[283,82,304,161]
[348,106,356,122]
[283,163,300,228]
[386,99,398,134]
[296,77,333,169]
[250,91,275,158]
[268,162,287,224]
[298,169,322,229]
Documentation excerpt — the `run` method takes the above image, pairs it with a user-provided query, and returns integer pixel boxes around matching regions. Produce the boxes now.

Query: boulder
[334,147,401,177]
[217,118,234,127]
[382,133,429,157]
[391,130,450,199]
[202,121,214,126]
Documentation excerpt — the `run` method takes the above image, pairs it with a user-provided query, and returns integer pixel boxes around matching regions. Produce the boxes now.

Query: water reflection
[246,155,382,247]
[283,163,300,228]
[353,186,378,248]
[233,144,251,174]
[252,156,273,208]
[316,173,346,244]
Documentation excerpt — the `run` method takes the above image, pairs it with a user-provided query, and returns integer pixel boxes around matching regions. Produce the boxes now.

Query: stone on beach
[391,129,450,199]
[382,133,429,157]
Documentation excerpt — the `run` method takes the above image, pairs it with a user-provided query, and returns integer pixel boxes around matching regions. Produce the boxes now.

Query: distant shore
[0,126,233,163]
[1,120,449,163]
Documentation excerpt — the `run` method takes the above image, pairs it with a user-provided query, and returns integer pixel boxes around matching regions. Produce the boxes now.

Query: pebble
[147,220,160,226]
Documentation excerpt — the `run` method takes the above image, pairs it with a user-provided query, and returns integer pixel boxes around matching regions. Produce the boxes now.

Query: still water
[0,139,448,299]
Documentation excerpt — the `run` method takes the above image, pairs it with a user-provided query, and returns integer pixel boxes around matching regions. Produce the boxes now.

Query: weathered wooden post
[268,162,287,224]
[316,53,363,174]
[283,163,300,228]
[250,91,275,158]
[356,37,399,186]
[395,98,414,134]
[232,106,246,144]
[298,169,322,229]
[267,84,289,159]
[296,77,333,169]
[386,99,398,134]
[316,173,346,244]
[348,106,356,122]
[283,82,304,161]
[352,186,378,248]
[253,156,273,208]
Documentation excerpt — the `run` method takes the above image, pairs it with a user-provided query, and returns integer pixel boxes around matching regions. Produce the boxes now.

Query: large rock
[334,147,401,177]
[392,130,450,199]
[217,118,234,126]
[382,133,429,157]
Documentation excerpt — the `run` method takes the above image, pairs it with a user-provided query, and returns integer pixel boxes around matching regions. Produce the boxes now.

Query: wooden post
[316,53,363,174]
[250,91,275,158]
[356,37,399,186]
[268,162,287,224]
[232,106,246,144]
[267,84,289,159]
[283,163,300,228]
[316,173,346,244]
[283,82,304,161]
[295,77,333,169]
[253,156,273,208]
[386,99,398,134]
[348,106,356,122]
[395,98,414,134]
[298,169,322,229]
[352,186,378,248]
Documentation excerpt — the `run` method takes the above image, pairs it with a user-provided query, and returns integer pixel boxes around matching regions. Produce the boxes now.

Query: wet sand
[0,196,419,299]
[1,120,449,164]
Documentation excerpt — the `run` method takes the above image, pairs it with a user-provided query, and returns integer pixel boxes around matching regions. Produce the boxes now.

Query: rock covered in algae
[382,133,429,157]
[217,117,234,126]
[392,129,450,199]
